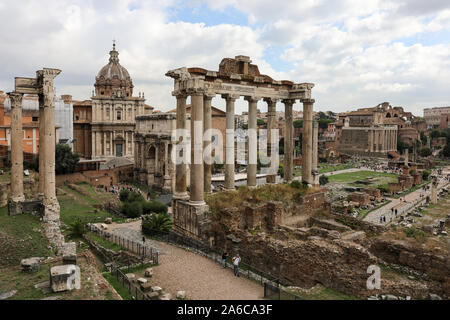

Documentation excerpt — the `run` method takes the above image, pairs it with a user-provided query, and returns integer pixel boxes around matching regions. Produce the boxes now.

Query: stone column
[223,94,238,190]
[8,92,25,202]
[203,93,214,193]
[312,120,319,186]
[245,96,259,187]
[265,98,277,183]
[38,96,46,195]
[404,148,409,166]
[189,91,204,203]
[302,99,314,185]
[174,93,188,199]
[431,177,437,204]
[40,69,61,206]
[283,99,295,182]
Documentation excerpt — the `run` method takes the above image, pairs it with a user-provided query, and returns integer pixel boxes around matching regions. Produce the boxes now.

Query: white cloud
[0,0,449,117]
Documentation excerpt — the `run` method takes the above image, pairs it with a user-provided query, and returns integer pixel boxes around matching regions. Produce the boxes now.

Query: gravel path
[103,221,263,300]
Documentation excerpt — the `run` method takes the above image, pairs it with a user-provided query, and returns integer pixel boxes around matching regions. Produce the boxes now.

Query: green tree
[419,148,432,157]
[142,213,173,233]
[397,141,410,152]
[257,119,266,127]
[420,131,427,145]
[430,129,441,139]
[55,143,80,174]
[443,144,450,157]
[422,170,431,180]
[120,201,143,218]
[293,119,303,128]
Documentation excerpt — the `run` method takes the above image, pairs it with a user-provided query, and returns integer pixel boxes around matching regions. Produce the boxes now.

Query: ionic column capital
[222,94,240,101]
[7,92,23,107]
[244,96,262,103]
[281,99,295,106]
[264,97,279,105]
[301,98,315,104]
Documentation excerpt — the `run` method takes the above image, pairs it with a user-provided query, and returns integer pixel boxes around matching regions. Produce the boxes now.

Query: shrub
[419,148,432,157]
[290,180,302,189]
[119,189,130,202]
[67,220,86,238]
[142,200,168,215]
[127,191,144,203]
[422,170,431,180]
[120,201,143,218]
[404,227,427,240]
[142,213,173,234]
[319,175,329,185]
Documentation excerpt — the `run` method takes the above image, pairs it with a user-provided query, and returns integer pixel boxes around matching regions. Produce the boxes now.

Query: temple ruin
[7,68,65,250]
[165,56,317,239]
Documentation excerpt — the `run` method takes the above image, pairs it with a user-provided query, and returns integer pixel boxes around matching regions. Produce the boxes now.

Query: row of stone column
[8,70,60,207]
[173,91,315,204]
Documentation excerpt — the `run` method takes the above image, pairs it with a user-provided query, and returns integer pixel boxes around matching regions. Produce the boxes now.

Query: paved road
[364,168,450,225]
[101,221,263,300]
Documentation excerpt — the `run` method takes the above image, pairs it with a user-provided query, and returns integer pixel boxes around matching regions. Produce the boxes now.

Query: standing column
[265,98,277,183]
[245,96,259,187]
[223,94,238,190]
[41,68,61,205]
[283,99,295,182]
[110,132,113,156]
[302,98,314,185]
[8,92,25,202]
[312,120,319,186]
[203,94,214,193]
[189,91,204,203]
[38,95,46,195]
[174,93,188,199]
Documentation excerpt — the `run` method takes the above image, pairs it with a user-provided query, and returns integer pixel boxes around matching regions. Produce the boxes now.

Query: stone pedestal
[172,199,210,240]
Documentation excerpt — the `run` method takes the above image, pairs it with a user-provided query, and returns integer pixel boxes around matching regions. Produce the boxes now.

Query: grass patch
[102,272,134,300]
[285,285,358,300]
[84,232,126,252]
[0,206,53,268]
[328,171,397,188]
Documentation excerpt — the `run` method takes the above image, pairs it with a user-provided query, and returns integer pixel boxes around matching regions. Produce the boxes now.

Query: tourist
[232,254,241,277]
[221,251,228,269]
[142,236,146,244]
[380,216,383,223]
[383,216,386,223]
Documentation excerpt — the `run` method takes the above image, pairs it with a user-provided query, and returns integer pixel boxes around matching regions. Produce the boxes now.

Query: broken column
[431,176,438,204]
[245,96,259,187]
[223,94,238,190]
[38,68,65,251]
[283,99,294,182]
[8,92,25,214]
[265,98,277,183]
[302,99,314,185]
[312,120,319,186]
[50,265,81,292]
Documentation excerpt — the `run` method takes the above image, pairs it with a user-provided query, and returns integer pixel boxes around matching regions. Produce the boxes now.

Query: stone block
[50,265,81,293]
[125,273,136,282]
[141,282,153,292]
[159,293,172,300]
[176,291,186,299]
[144,268,153,277]
[62,242,77,265]
[145,292,159,300]
[21,257,41,273]
[151,286,162,294]
[105,218,112,224]
[137,278,147,285]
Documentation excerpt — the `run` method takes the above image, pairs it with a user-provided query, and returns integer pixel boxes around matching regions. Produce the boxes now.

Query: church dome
[94,43,134,98]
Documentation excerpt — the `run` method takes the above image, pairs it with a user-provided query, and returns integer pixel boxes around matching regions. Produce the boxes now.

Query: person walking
[232,254,241,277]
[221,251,228,269]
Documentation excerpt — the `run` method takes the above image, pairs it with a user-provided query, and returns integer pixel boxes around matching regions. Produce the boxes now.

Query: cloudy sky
[1,0,449,115]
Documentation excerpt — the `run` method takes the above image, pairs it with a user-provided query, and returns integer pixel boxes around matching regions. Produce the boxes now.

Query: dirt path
[101,221,263,300]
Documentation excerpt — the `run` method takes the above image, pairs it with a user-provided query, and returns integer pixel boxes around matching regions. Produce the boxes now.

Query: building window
[101,91,104,95]
[117,111,122,120]
[32,116,38,122]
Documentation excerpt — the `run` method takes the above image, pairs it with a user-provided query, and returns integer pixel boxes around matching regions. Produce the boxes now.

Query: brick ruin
[205,190,449,299]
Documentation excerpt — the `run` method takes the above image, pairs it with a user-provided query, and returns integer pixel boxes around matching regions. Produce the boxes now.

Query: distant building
[424,106,450,128]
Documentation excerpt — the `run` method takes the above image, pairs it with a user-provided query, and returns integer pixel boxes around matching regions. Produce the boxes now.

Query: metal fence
[263,282,303,300]
[88,224,159,265]
[113,265,149,300]
[143,228,302,299]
